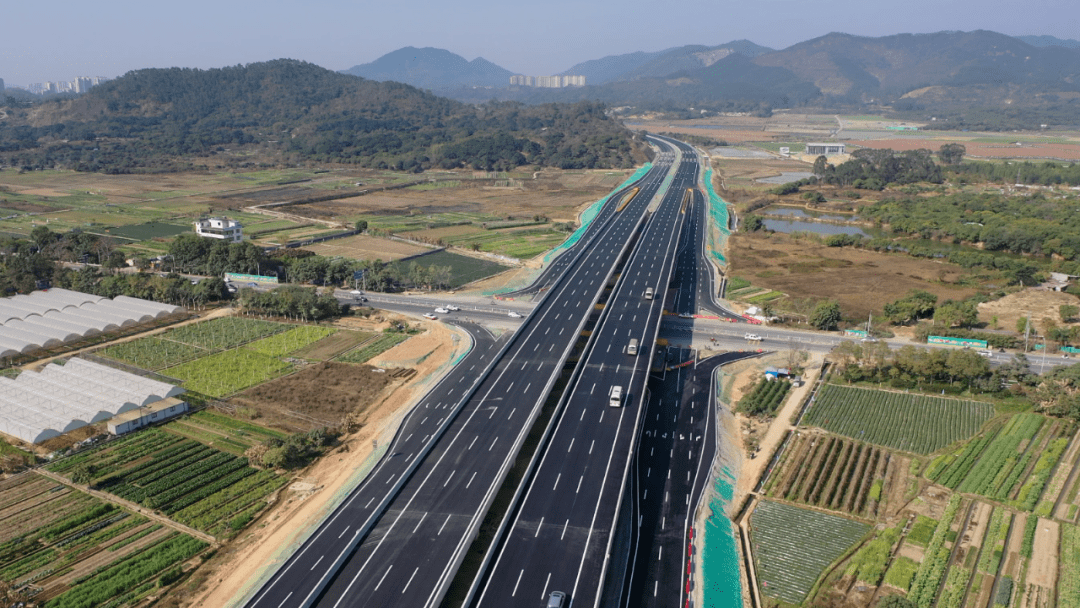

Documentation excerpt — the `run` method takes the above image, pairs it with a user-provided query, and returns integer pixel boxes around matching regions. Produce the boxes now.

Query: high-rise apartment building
[509,75,586,88]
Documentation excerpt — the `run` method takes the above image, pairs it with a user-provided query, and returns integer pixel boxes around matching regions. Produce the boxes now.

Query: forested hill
[0,59,644,173]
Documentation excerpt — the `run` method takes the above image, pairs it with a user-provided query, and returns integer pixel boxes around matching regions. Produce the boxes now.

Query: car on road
[547,591,566,608]
[508,311,522,318]
[861,337,879,343]
[744,333,762,341]
[979,350,994,357]
[434,307,449,314]
[350,289,362,294]
[446,304,460,311]
[423,313,437,320]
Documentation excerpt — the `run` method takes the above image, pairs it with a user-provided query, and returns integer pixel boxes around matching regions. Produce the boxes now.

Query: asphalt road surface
[246,141,683,608]
[474,144,698,608]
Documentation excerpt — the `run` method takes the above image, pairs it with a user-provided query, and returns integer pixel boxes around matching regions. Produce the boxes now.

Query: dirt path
[34,469,216,544]
[181,322,473,608]
[1027,518,1059,589]
[733,354,825,507]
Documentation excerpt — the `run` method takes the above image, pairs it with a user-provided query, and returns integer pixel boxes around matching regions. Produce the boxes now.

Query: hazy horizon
[3,0,1077,86]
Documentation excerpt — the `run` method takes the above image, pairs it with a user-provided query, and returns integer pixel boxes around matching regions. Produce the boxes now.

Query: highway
[245,140,682,608]
[473,142,698,608]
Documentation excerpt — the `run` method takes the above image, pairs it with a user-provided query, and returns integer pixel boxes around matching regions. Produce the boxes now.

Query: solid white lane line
[374,565,393,591]
[542,572,552,600]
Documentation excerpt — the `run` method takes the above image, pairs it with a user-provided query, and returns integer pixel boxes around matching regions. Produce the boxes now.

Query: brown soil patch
[1027,517,1059,588]
[897,542,925,562]
[304,234,430,261]
[727,231,978,320]
[233,362,393,431]
[978,289,1080,335]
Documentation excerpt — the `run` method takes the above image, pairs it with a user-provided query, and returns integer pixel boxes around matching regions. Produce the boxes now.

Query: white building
[107,397,188,435]
[194,217,243,243]
[805,143,846,156]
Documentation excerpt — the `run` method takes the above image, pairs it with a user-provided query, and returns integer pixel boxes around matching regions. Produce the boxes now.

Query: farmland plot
[927,414,1071,511]
[0,472,205,608]
[164,317,290,350]
[47,428,285,536]
[749,500,869,604]
[764,432,892,517]
[802,385,995,454]
[1060,524,1080,608]
[164,348,292,397]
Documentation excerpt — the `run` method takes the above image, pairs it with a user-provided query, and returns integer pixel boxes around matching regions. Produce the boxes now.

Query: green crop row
[958,414,1044,496]
[108,524,162,552]
[883,556,919,591]
[143,457,249,510]
[738,379,792,417]
[938,566,972,608]
[173,470,285,531]
[977,509,1008,574]
[909,495,962,608]
[114,453,236,503]
[1013,437,1070,511]
[1059,524,1080,608]
[803,385,994,454]
[45,534,207,608]
[846,525,902,585]
[337,333,409,364]
[164,467,256,514]
[933,427,1000,488]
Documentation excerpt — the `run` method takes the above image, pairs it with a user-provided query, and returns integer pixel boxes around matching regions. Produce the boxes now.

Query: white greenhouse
[0,288,183,358]
[0,358,186,444]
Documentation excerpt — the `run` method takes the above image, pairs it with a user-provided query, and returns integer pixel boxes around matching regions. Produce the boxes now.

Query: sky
[3,0,1079,86]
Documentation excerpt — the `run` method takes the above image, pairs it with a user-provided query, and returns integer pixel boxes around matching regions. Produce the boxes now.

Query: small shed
[107,397,188,435]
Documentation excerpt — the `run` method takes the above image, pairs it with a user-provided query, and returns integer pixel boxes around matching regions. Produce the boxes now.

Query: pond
[761,206,858,221]
[762,218,872,237]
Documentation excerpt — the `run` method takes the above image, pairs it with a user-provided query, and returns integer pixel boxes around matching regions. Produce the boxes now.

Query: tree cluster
[0,61,641,173]
[814,148,943,190]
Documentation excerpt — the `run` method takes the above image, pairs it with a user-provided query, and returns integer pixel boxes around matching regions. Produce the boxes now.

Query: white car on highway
[744,333,763,341]
[508,311,522,318]
[434,307,449,314]
[446,305,460,311]
[423,313,438,320]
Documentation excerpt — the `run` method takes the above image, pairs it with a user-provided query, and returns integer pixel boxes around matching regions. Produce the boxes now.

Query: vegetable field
[926,414,1072,510]
[337,333,410,364]
[761,433,892,517]
[47,428,286,537]
[0,472,203,607]
[749,500,869,603]
[246,325,335,357]
[738,378,792,417]
[1061,524,1080,608]
[802,385,995,453]
[164,348,292,397]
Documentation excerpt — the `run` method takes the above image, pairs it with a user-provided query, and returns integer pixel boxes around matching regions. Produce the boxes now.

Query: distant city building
[0,78,5,97]
[805,143,846,156]
[509,74,585,88]
[74,77,93,94]
[194,217,243,242]
[21,76,109,97]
